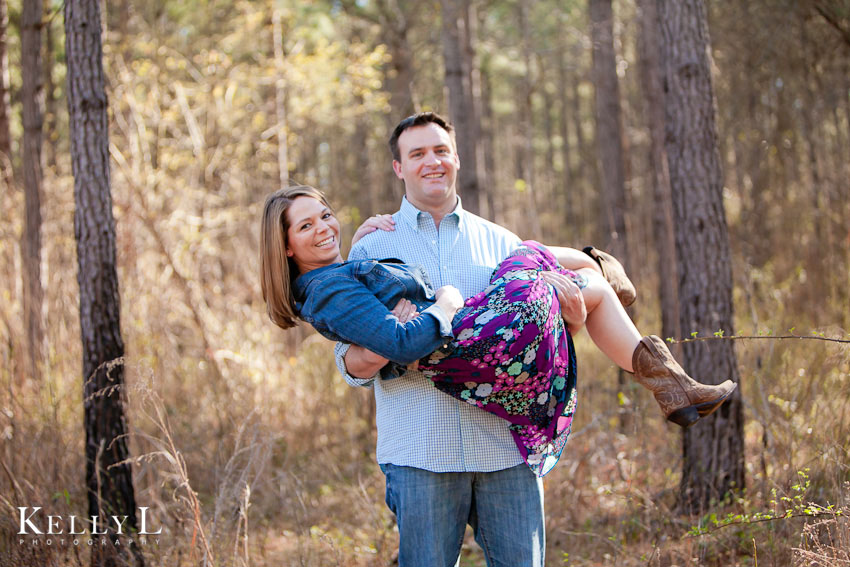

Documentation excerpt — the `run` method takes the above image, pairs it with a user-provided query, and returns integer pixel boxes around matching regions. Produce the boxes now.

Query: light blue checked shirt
[334,196,523,472]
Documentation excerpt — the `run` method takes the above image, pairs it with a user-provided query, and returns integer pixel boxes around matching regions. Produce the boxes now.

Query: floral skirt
[419,241,583,477]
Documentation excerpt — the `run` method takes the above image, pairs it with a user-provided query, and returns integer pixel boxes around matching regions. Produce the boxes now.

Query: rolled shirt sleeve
[334,342,375,388]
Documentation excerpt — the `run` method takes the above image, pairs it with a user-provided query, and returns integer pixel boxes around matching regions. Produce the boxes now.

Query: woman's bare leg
[574,268,737,426]
[547,246,603,274]
[576,267,640,371]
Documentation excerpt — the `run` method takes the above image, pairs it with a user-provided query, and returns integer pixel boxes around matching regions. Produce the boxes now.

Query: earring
[286,250,293,257]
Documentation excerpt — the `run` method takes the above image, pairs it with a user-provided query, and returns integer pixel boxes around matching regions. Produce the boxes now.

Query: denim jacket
[293,259,456,379]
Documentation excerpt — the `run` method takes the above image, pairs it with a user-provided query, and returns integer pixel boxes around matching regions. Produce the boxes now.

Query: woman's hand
[391,298,420,323]
[392,298,421,372]
[351,214,396,246]
[434,285,464,321]
[345,298,420,378]
[541,271,587,333]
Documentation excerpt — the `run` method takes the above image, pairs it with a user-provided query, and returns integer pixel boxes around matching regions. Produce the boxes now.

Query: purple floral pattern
[420,241,583,477]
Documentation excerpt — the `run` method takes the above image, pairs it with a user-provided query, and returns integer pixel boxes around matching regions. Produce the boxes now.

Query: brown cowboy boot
[631,335,737,427]
[583,246,637,307]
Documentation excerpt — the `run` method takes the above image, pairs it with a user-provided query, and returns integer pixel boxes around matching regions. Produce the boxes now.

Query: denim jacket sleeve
[305,273,454,365]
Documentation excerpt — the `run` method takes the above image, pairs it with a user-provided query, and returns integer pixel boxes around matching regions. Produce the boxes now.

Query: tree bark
[462,2,489,214]
[0,0,13,337]
[517,0,541,238]
[570,58,592,241]
[590,0,633,430]
[478,49,497,220]
[374,0,416,203]
[658,0,744,513]
[376,0,415,118]
[21,0,46,382]
[638,0,681,356]
[538,52,556,210]
[589,0,629,258]
[0,0,10,166]
[556,45,574,233]
[65,1,143,564]
[440,0,482,214]
[272,6,289,188]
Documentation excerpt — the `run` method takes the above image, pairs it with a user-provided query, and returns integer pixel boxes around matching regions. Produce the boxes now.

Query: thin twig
[684,509,841,538]
[668,334,850,345]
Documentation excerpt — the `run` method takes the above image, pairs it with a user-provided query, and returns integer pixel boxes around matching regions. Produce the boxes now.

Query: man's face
[392,123,460,211]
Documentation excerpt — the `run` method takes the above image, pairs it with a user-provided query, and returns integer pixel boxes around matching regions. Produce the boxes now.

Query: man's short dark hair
[388,112,455,162]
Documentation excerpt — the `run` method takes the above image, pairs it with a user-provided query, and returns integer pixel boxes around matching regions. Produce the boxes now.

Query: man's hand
[541,271,587,333]
[351,214,396,246]
[392,298,421,372]
[434,285,464,320]
[342,297,419,378]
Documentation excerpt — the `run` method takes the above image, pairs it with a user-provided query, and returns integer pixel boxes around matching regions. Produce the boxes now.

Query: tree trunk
[0,0,10,166]
[440,0,481,214]
[589,0,629,257]
[376,0,415,203]
[556,45,574,234]
[0,0,13,338]
[65,1,143,564]
[462,2,489,215]
[590,0,632,430]
[44,1,58,169]
[658,0,744,513]
[272,6,289,189]
[570,60,593,241]
[478,50,497,220]
[517,0,541,238]
[378,0,415,119]
[21,0,46,382]
[637,0,681,356]
[538,51,556,215]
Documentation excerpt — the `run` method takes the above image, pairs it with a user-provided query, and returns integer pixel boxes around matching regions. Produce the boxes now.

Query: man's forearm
[344,344,389,379]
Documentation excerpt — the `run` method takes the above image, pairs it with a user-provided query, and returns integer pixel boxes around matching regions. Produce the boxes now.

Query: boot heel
[667,405,700,428]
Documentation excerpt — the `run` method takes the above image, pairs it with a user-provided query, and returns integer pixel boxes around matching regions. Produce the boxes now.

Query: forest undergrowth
[1,211,848,566]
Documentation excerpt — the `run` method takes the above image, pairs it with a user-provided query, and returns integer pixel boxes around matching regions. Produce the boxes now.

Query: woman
[260,186,736,476]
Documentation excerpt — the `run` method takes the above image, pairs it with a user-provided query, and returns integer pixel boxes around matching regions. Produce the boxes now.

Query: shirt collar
[399,195,465,233]
[292,262,344,300]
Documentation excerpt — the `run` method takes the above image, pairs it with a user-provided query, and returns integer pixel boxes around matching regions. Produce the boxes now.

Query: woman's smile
[285,196,344,273]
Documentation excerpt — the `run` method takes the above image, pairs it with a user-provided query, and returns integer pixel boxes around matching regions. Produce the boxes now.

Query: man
[335,112,545,566]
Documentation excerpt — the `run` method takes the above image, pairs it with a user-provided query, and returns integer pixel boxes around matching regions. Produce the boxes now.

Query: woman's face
[285,196,343,273]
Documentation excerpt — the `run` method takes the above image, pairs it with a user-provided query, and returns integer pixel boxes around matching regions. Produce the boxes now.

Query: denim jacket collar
[399,196,466,233]
[292,261,345,305]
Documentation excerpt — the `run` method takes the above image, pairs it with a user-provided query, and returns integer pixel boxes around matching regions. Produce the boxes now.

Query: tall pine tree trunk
[441,0,482,214]
[556,45,574,234]
[0,0,10,167]
[375,0,415,203]
[65,1,143,564]
[590,0,632,429]
[478,49,497,219]
[0,0,13,345]
[21,0,46,382]
[589,0,629,257]
[272,6,289,189]
[44,2,58,169]
[658,0,744,513]
[517,0,541,238]
[638,0,681,356]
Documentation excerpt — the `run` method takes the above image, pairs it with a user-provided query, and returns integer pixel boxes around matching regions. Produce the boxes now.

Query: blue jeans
[380,463,545,567]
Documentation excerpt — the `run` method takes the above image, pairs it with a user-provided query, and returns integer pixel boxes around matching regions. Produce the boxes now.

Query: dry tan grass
[2,173,849,567]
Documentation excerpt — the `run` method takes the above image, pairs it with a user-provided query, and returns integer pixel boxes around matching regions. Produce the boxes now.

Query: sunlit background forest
[1,0,849,565]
